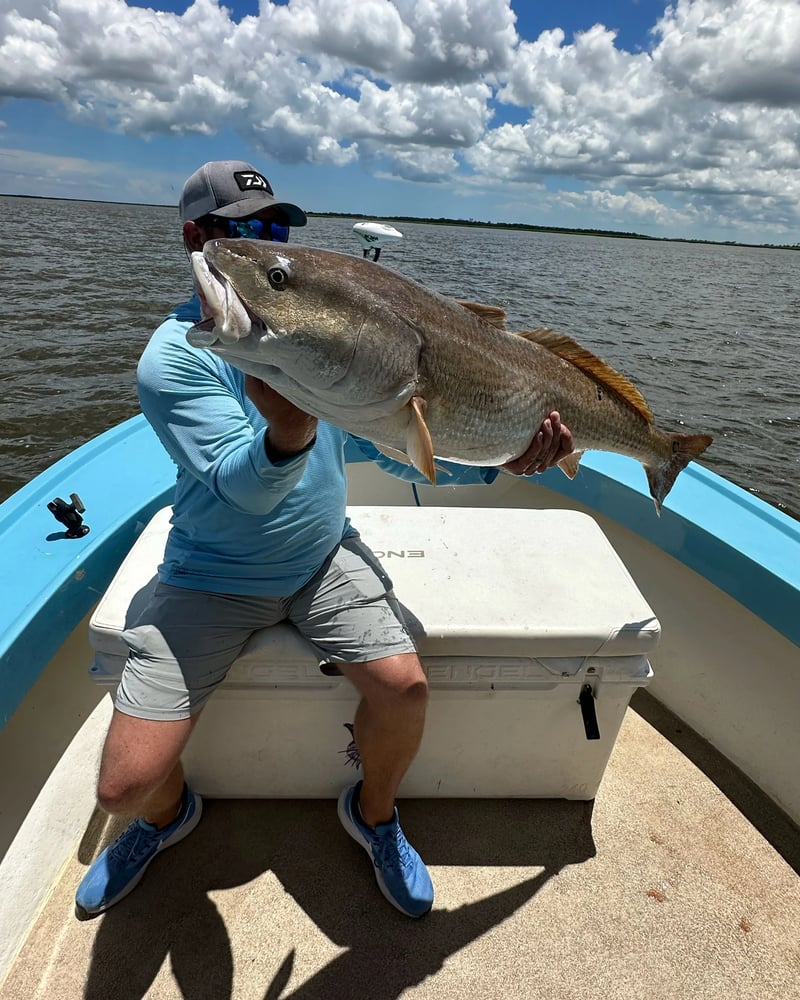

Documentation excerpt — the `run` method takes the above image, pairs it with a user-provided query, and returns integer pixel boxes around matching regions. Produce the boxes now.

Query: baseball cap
[179,160,307,226]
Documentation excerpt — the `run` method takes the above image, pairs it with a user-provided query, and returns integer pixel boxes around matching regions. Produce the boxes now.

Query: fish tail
[645,432,713,515]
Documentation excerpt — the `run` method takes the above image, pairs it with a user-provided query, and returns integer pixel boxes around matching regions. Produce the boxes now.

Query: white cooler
[88,505,659,799]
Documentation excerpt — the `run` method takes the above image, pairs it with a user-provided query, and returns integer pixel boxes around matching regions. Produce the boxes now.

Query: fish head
[187,239,422,419]
[189,239,363,348]
[196,239,350,324]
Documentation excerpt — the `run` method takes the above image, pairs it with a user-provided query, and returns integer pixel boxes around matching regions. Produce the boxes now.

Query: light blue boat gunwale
[1,413,798,730]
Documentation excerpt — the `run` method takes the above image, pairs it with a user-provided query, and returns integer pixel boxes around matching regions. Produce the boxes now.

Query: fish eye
[267,265,289,290]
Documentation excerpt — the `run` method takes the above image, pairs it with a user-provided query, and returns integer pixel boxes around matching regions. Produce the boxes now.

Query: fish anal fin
[517,327,654,424]
[558,451,582,480]
[406,396,437,484]
[456,300,507,330]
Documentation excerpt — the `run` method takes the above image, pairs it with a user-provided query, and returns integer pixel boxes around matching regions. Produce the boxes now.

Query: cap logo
[234,170,273,195]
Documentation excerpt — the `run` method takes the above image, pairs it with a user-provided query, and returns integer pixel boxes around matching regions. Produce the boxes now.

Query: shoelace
[371,822,412,872]
[107,821,163,864]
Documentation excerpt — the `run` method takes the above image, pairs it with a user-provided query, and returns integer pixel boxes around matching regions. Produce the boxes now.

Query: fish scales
[188,240,712,513]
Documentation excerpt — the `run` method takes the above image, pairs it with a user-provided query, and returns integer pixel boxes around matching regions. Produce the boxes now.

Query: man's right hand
[245,375,318,461]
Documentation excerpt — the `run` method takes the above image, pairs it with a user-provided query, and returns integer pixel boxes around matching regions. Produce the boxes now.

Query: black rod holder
[47,493,90,538]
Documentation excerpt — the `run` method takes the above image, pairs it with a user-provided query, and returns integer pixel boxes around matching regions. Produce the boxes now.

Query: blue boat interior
[1,413,799,730]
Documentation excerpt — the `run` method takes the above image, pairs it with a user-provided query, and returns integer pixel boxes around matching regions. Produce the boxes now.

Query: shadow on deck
[76,796,594,1000]
[4,704,800,1000]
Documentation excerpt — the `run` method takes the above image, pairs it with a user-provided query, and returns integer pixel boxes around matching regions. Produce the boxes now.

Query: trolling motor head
[352,221,403,261]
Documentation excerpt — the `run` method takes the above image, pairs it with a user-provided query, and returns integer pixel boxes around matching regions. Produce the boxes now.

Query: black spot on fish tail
[645,432,714,515]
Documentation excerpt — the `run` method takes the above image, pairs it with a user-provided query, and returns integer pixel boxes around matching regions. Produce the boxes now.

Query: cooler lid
[349,506,660,658]
[89,506,172,657]
[89,504,660,662]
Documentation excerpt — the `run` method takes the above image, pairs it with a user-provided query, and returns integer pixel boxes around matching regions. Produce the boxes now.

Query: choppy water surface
[2,196,798,519]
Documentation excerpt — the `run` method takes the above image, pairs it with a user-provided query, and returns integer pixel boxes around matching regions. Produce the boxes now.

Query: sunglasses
[215,218,290,243]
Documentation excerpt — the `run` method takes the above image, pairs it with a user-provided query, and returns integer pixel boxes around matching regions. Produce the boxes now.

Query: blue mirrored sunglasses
[220,218,290,242]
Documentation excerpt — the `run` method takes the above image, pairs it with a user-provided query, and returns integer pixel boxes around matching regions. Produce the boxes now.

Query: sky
[1,0,799,243]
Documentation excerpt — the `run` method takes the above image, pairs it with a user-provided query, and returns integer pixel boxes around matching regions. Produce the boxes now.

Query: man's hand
[502,411,574,476]
[245,375,318,461]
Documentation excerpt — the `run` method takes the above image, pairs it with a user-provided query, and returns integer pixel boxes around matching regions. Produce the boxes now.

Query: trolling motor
[47,492,90,538]
[352,221,403,261]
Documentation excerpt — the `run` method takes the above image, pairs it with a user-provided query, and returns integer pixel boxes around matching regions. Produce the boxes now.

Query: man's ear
[183,220,205,252]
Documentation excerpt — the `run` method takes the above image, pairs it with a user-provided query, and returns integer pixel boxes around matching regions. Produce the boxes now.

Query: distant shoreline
[3,191,797,252]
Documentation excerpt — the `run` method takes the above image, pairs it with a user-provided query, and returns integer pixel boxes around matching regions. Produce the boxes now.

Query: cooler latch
[578,684,600,740]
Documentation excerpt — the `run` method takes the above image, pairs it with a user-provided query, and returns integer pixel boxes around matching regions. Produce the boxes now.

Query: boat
[1,416,798,996]
[1,271,799,991]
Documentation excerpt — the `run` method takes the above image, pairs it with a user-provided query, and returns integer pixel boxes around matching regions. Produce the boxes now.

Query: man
[75,160,574,921]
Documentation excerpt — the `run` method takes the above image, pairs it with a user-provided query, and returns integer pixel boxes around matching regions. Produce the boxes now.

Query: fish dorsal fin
[516,327,654,424]
[456,300,507,330]
[406,395,437,484]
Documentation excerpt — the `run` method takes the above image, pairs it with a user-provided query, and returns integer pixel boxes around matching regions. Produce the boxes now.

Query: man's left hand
[502,411,574,476]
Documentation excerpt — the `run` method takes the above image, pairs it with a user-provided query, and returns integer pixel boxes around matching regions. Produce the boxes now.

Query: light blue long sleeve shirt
[137,295,499,596]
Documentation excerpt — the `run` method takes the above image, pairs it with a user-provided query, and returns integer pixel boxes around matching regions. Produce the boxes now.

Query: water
[2,195,798,519]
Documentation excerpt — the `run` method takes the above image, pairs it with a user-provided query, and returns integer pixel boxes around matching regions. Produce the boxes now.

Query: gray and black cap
[179,160,307,226]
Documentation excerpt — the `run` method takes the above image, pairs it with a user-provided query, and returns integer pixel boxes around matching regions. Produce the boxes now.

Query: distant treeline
[3,194,798,250]
[309,210,800,251]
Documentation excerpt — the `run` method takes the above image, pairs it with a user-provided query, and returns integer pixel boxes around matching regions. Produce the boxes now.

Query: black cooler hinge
[578,683,601,741]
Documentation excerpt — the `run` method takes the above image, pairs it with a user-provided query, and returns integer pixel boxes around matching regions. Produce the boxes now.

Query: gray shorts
[116,534,417,721]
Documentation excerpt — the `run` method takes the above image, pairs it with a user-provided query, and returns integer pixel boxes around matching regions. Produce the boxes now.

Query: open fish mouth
[187,251,256,347]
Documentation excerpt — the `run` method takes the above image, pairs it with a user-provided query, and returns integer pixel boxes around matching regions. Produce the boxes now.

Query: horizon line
[2,191,797,251]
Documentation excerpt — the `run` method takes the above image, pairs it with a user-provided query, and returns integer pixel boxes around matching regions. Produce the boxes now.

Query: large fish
[188,240,712,513]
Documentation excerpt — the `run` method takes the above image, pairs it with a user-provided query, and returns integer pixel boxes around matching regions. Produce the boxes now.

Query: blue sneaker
[338,781,433,918]
[75,783,202,920]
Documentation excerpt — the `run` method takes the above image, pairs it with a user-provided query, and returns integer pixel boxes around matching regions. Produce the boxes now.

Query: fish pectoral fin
[455,300,508,330]
[557,451,582,479]
[406,396,437,484]
[516,327,654,424]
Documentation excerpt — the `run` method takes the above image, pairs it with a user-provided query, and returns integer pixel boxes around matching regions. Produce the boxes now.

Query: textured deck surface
[3,692,799,1000]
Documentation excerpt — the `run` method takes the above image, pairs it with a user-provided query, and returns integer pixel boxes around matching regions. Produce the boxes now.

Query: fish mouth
[187,250,257,347]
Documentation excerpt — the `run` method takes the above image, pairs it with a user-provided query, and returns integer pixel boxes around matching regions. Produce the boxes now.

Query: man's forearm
[264,424,317,463]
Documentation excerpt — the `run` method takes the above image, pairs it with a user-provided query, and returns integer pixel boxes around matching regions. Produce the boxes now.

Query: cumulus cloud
[0,0,799,238]
[473,1,800,233]
[559,189,696,230]
[653,0,800,106]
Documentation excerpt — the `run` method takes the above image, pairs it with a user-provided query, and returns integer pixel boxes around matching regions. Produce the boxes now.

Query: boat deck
[3,691,798,1000]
